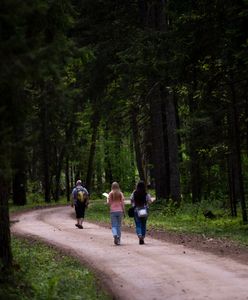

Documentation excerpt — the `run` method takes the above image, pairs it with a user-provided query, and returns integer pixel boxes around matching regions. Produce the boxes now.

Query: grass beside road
[86,198,248,246]
[6,193,247,300]
[9,197,68,214]
[9,193,248,245]
[0,237,111,300]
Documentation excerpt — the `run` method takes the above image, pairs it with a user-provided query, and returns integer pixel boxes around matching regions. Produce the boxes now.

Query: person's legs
[116,212,122,237]
[141,218,147,237]
[111,212,122,245]
[138,218,147,244]
[79,205,86,228]
[134,213,142,237]
[111,212,118,235]
[75,203,84,229]
[134,211,147,244]
[116,212,123,244]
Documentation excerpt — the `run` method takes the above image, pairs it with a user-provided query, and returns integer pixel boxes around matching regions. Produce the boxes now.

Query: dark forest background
[1,0,248,269]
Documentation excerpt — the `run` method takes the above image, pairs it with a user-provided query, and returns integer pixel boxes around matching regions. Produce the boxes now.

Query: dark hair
[133,181,147,206]
[136,181,146,193]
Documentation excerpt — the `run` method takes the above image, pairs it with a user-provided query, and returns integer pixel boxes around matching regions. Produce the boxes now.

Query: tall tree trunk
[228,82,247,223]
[150,84,169,200]
[12,170,26,206]
[104,128,113,187]
[0,175,12,270]
[65,157,70,202]
[40,98,51,202]
[12,94,27,206]
[227,155,237,217]
[144,123,154,188]
[70,164,74,189]
[164,88,181,204]
[129,135,136,189]
[86,112,100,192]
[130,105,146,184]
[188,85,202,203]
[141,0,172,199]
[54,148,65,202]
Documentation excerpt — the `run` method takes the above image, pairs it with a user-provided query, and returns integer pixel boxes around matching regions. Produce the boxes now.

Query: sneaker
[78,225,83,229]
[75,224,80,228]
[139,237,144,245]
[117,237,121,245]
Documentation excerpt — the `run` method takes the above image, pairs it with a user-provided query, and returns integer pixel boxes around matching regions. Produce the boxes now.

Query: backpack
[76,188,87,203]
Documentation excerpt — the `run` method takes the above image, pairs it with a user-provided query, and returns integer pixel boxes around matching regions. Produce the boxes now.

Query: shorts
[75,200,86,218]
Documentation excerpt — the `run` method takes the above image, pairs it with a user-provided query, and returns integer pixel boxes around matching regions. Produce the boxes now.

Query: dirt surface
[92,221,248,267]
[11,206,248,300]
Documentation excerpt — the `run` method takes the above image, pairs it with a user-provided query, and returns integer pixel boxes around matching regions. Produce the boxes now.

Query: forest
[1,0,248,271]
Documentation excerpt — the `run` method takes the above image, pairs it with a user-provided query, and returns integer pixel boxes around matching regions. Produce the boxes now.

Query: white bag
[137,207,148,218]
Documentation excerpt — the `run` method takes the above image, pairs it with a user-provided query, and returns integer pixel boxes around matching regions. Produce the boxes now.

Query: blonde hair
[111,182,121,201]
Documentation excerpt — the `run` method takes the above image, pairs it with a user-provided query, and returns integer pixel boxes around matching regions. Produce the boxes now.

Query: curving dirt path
[11,206,248,300]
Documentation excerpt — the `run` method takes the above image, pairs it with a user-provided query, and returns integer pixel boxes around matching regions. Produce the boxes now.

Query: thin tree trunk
[188,87,202,203]
[228,82,247,223]
[104,129,113,187]
[0,175,12,270]
[70,164,74,188]
[12,170,26,206]
[164,89,181,204]
[144,124,154,188]
[150,85,169,200]
[54,148,65,202]
[65,157,70,202]
[130,106,146,184]
[86,112,100,192]
[40,98,51,202]
[12,105,27,205]
[227,155,237,217]
[129,135,136,188]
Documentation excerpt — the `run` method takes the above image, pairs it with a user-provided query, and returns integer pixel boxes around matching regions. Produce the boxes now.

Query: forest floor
[11,206,248,300]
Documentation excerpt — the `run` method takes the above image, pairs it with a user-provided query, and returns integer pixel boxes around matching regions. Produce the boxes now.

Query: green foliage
[0,238,110,300]
[87,198,248,246]
[87,200,110,223]
[149,200,248,245]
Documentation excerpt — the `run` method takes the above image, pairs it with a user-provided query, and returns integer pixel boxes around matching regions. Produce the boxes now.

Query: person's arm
[121,192,125,214]
[130,192,135,207]
[107,192,112,206]
[146,193,152,205]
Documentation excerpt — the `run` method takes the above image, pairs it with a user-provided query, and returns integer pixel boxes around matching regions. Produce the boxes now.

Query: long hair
[133,181,147,205]
[111,182,122,201]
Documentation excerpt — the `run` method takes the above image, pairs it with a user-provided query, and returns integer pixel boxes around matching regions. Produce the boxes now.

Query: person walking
[71,180,89,229]
[130,181,152,245]
[107,182,125,245]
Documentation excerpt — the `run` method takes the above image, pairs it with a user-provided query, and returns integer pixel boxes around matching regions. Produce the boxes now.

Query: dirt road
[11,206,248,300]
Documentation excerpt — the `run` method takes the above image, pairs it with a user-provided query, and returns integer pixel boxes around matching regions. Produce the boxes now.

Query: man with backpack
[71,180,89,229]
